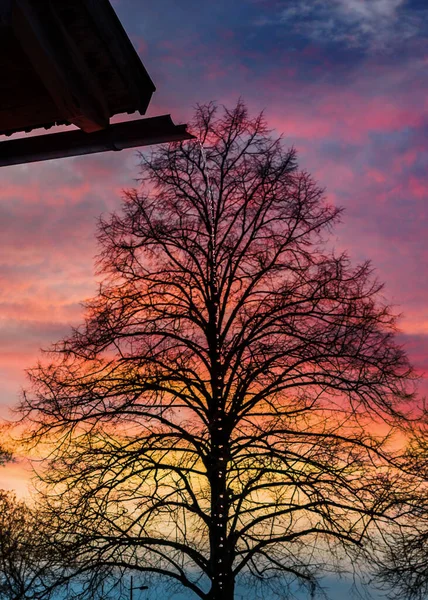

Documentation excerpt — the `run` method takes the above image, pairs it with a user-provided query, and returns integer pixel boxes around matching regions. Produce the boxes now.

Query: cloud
[263,0,425,50]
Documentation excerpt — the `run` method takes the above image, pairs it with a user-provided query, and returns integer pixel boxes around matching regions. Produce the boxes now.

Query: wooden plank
[12,0,110,132]
[0,116,194,167]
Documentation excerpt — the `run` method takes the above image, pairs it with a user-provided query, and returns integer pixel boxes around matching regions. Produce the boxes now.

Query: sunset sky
[0,0,427,597]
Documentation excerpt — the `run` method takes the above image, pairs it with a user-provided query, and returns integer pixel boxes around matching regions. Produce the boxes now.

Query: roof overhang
[0,0,193,165]
[0,115,193,168]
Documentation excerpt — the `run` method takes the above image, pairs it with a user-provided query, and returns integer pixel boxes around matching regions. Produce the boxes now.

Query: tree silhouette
[0,429,12,467]
[20,102,415,600]
[0,490,58,600]
[375,419,428,600]
[0,449,10,468]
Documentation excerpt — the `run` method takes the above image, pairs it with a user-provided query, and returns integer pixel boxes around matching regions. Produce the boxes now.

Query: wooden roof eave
[0,0,156,137]
[13,0,112,132]
[0,115,195,167]
[84,0,156,116]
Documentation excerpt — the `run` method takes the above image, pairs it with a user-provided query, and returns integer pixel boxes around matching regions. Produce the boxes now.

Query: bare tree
[375,419,428,600]
[20,102,416,600]
[0,487,116,599]
[0,490,58,600]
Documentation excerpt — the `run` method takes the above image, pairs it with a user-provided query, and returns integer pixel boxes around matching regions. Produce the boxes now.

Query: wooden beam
[0,116,194,167]
[12,0,110,132]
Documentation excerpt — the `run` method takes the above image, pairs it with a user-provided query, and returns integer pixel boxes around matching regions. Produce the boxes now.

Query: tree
[0,490,113,600]
[375,419,428,600]
[0,449,9,467]
[0,427,12,467]
[0,490,57,600]
[20,102,415,600]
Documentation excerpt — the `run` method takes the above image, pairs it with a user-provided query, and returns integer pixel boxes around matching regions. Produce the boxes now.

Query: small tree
[0,490,57,600]
[0,450,9,467]
[20,102,415,600]
[375,420,428,600]
[0,428,12,467]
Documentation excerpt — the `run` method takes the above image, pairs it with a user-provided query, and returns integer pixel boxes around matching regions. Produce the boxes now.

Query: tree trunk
[207,255,234,598]
[207,575,235,600]
[208,473,234,600]
[209,423,234,600]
